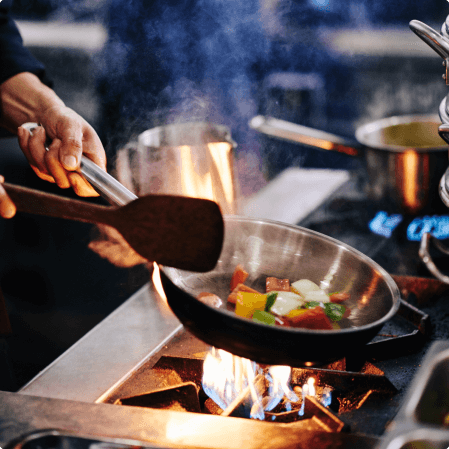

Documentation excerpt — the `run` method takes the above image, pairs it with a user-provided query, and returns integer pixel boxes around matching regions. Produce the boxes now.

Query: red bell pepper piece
[230,264,249,291]
[287,306,333,330]
[329,292,350,303]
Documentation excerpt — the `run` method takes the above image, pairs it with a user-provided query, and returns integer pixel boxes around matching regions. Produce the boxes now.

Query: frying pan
[160,216,401,367]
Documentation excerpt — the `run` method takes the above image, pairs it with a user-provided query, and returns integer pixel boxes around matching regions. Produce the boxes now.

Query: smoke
[92,0,357,187]
[95,0,278,146]
[94,0,442,187]
[84,0,448,266]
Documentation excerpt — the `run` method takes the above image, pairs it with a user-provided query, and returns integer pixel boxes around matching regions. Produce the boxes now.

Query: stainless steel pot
[117,122,239,215]
[250,115,447,215]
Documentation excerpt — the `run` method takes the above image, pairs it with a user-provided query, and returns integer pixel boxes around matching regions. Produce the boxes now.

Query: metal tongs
[22,122,137,206]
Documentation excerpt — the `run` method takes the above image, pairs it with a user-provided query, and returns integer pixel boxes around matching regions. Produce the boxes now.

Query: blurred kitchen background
[1,0,448,389]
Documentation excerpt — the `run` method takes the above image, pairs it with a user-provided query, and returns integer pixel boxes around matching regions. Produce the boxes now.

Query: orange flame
[202,348,299,419]
[303,377,316,397]
[179,142,236,214]
[152,262,167,304]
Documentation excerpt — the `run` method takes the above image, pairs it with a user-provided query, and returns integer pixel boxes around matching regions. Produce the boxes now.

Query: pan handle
[21,122,137,206]
[249,115,360,157]
[419,232,449,284]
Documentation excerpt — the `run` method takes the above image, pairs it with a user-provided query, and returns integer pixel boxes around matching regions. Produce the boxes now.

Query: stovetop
[96,177,449,439]
[14,173,449,449]
[295,175,449,432]
[297,176,445,277]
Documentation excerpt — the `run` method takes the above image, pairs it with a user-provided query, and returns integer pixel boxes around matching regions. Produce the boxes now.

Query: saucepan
[160,216,401,367]
[249,114,448,215]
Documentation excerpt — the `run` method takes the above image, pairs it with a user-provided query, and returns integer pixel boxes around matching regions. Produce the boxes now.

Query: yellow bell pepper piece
[286,308,308,319]
[235,291,267,319]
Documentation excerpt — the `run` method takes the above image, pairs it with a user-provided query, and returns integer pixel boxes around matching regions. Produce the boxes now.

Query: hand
[0,72,107,198]
[17,106,107,197]
[0,176,16,218]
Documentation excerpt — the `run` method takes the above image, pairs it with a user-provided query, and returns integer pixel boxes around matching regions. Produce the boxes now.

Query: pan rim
[161,215,401,336]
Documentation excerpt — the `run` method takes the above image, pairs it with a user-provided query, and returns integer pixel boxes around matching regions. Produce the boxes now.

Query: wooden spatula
[3,182,224,272]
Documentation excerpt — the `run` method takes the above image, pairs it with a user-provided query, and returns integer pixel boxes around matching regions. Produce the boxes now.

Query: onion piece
[304,289,330,303]
[270,291,306,316]
[291,279,321,297]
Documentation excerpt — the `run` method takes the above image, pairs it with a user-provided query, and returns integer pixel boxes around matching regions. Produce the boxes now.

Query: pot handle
[249,115,361,157]
[439,166,449,209]
[419,232,449,284]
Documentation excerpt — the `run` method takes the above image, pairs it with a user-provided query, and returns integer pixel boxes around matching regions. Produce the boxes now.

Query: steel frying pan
[160,216,401,367]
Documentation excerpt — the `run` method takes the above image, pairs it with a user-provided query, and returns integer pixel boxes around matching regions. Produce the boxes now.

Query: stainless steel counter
[0,169,364,449]
[18,282,182,402]
[17,168,349,403]
[0,390,379,449]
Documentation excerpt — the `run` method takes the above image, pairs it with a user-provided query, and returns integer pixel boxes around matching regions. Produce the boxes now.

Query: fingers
[77,126,107,171]
[54,119,103,196]
[18,109,106,197]
[18,125,56,183]
[0,176,16,219]
[67,171,99,197]
[45,140,71,189]
[57,119,84,171]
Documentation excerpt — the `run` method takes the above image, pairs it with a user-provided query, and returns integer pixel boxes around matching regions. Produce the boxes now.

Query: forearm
[0,72,64,134]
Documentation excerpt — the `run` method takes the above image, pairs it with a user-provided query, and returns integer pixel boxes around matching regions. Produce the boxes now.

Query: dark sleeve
[0,0,49,85]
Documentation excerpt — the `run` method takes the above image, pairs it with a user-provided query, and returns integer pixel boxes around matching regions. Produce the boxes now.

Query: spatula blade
[3,182,224,273]
[113,194,224,272]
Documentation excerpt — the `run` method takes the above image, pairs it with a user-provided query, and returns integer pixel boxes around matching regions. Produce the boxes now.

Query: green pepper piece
[324,303,346,321]
[253,309,276,326]
[304,301,321,309]
[265,292,278,312]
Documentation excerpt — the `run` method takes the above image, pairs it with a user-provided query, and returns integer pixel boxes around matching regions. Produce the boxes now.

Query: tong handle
[21,122,137,206]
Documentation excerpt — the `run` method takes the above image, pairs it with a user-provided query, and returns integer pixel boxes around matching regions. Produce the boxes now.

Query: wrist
[0,72,64,133]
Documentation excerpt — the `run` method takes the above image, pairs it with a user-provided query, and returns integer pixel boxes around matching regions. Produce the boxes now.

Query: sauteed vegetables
[199,264,351,330]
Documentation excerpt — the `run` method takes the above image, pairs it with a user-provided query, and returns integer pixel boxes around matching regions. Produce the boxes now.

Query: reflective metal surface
[250,114,447,215]
[161,216,401,366]
[22,122,138,206]
[0,391,378,449]
[19,284,183,402]
[377,341,449,449]
[79,156,137,205]
[408,20,449,211]
[129,122,239,215]
[409,20,449,63]
[5,430,168,449]
[419,233,449,284]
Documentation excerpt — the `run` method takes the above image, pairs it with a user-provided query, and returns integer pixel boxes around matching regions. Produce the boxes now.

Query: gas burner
[103,289,430,435]
[110,353,392,431]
